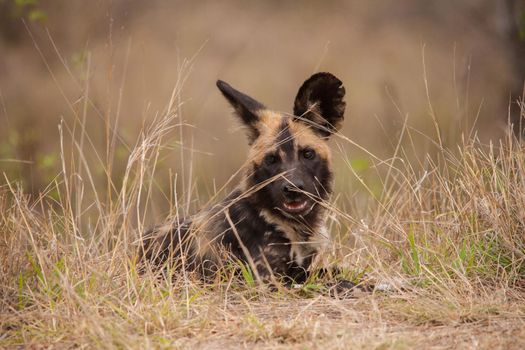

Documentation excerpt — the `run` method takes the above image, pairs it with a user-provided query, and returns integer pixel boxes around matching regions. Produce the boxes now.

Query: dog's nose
[282,181,305,199]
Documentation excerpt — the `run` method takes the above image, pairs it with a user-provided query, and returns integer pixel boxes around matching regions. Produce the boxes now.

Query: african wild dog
[140,72,349,286]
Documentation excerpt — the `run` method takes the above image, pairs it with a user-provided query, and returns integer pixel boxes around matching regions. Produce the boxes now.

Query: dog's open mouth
[282,199,309,214]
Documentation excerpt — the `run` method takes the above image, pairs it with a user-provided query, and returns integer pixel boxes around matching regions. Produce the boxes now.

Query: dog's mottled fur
[140,72,347,285]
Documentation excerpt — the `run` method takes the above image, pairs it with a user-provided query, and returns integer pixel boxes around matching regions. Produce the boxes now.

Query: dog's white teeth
[284,201,307,211]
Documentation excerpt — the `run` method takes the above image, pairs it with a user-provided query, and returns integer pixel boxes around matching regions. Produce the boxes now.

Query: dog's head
[217,73,346,225]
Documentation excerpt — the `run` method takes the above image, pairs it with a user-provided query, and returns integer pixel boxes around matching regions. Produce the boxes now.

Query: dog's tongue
[287,201,303,209]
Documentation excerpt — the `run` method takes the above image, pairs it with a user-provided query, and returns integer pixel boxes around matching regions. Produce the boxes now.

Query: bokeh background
[1,0,524,221]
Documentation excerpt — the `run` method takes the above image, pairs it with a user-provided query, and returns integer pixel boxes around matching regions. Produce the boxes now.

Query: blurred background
[0,0,524,220]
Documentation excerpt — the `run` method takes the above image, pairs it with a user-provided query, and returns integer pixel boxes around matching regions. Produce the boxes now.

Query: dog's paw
[326,279,357,299]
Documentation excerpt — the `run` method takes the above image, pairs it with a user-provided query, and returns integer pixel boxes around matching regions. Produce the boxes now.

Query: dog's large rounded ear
[293,72,346,138]
[217,80,266,144]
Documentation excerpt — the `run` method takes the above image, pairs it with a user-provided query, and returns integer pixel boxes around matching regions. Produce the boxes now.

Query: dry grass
[1,5,525,345]
[1,66,525,349]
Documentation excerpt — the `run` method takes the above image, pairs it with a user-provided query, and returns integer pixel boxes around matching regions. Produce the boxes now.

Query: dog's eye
[264,154,279,165]
[302,148,316,160]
